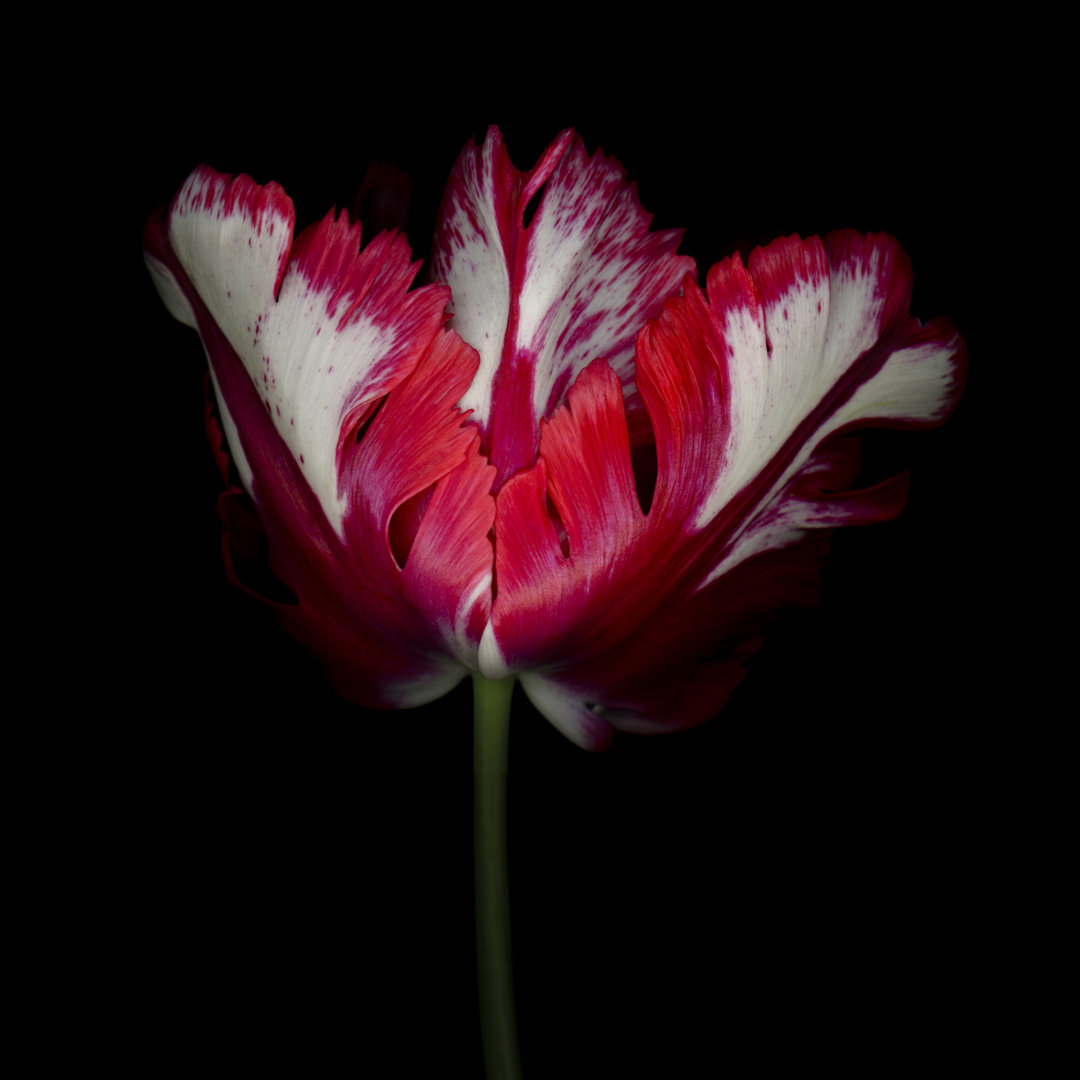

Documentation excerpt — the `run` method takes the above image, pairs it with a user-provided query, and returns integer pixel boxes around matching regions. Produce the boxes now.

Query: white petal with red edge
[433,127,695,482]
[696,233,963,583]
[430,129,568,436]
[144,166,495,708]
[487,231,965,744]
[165,166,448,536]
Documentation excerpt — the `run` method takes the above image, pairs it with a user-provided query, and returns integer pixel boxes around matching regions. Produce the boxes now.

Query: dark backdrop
[105,34,999,1075]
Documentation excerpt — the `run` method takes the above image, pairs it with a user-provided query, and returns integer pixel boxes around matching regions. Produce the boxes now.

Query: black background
[93,25,1009,1075]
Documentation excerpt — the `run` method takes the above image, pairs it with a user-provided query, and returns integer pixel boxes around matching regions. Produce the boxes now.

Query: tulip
[143,126,965,1076]
[143,125,964,746]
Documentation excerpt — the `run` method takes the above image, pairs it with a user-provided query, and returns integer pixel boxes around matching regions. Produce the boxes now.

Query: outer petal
[144,166,495,705]
[147,165,451,537]
[484,232,965,748]
[432,126,696,485]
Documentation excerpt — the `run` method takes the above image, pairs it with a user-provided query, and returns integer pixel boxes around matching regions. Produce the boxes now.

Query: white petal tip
[478,621,510,680]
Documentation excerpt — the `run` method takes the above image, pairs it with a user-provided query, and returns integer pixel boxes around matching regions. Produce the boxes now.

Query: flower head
[144,127,965,748]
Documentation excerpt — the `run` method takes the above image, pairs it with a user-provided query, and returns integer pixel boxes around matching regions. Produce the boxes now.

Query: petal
[144,167,495,706]
[432,126,696,485]
[277,329,497,705]
[340,327,497,672]
[488,232,965,744]
[150,164,450,537]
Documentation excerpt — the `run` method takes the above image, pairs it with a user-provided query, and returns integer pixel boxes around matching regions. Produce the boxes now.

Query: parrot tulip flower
[144,125,965,1079]
[143,127,965,747]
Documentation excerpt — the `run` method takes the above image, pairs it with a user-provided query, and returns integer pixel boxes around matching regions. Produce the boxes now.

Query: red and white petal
[643,233,964,581]
[210,325,495,709]
[268,329,497,706]
[430,128,569,443]
[432,127,695,484]
[487,232,965,743]
[144,168,495,706]
[161,165,449,535]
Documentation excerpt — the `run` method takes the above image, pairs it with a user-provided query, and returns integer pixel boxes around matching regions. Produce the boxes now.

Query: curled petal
[487,232,965,747]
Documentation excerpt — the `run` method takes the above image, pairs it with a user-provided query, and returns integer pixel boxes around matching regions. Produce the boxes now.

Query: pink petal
[432,126,696,487]
[485,232,965,747]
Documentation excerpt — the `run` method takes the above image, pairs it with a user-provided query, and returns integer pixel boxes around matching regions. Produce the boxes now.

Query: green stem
[473,673,522,1080]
